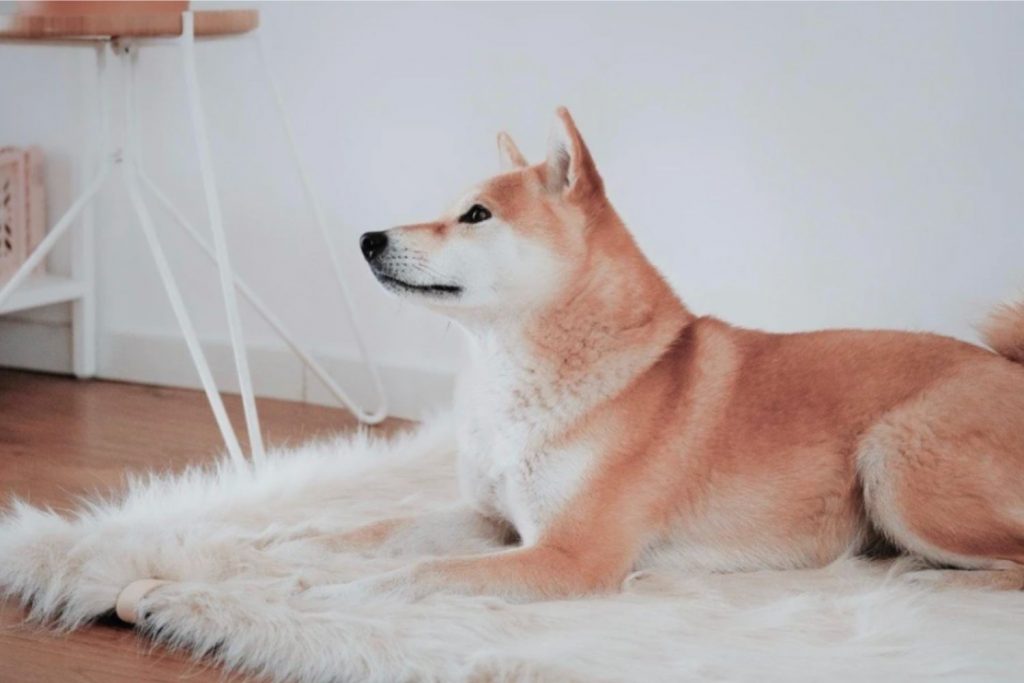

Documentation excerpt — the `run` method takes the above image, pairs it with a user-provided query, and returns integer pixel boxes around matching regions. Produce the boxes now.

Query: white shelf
[0,274,85,315]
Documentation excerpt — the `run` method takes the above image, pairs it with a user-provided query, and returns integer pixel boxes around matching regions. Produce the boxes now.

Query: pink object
[0,146,46,285]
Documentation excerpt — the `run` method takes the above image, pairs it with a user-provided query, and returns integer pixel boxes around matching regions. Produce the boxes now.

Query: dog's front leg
[329,543,634,602]
[312,504,513,558]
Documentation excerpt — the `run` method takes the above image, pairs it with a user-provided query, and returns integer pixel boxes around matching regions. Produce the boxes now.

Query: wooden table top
[0,9,258,41]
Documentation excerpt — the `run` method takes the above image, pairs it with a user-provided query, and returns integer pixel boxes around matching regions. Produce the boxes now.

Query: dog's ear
[497,131,528,170]
[545,107,602,200]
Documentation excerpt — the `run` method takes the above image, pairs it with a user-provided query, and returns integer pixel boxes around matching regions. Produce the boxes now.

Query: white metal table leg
[253,31,388,424]
[120,42,246,468]
[180,11,265,464]
[71,43,106,379]
[122,39,364,431]
[136,168,388,423]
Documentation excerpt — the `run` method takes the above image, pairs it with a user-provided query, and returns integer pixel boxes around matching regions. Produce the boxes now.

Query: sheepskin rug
[2,414,1023,683]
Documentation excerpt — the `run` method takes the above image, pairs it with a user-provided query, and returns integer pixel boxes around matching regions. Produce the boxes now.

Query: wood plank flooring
[0,369,406,682]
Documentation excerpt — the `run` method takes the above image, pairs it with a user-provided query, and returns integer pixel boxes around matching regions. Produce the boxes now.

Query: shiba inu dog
[350,107,1024,599]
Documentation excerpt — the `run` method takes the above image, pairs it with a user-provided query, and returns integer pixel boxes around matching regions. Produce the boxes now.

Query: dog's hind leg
[858,363,1024,590]
[901,566,1024,590]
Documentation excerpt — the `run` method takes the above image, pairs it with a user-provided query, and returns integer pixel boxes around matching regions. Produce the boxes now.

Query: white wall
[0,31,90,374]
[2,2,1023,416]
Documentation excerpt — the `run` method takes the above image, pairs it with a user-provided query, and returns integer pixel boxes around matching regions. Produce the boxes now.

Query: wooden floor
[0,369,406,682]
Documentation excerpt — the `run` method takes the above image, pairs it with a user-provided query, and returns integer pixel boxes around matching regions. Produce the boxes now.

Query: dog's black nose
[360,231,388,262]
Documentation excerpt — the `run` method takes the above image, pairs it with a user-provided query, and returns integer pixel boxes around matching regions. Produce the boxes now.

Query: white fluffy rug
[2,414,1023,682]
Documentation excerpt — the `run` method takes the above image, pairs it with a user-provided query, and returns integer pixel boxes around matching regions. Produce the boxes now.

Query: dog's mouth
[374,272,463,298]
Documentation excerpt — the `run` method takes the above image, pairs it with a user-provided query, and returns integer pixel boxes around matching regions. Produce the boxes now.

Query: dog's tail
[980,299,1024,364]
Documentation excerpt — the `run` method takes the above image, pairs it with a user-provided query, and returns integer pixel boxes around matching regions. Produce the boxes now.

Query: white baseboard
[0,316,72,375]
[1,326,453,421]
[1,322,456,420]
[98,331,455,421]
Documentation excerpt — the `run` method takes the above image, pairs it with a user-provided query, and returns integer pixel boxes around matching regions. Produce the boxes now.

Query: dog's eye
[458,204,492,225]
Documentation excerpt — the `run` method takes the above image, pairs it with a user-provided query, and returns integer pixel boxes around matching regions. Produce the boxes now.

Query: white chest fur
[452,341,597,546]
[449,296,681,547]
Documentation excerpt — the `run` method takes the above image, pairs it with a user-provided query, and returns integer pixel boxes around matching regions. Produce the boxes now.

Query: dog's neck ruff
[461,238,693,439]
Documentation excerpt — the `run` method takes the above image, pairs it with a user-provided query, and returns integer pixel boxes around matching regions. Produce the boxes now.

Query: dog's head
[360,108,609,319]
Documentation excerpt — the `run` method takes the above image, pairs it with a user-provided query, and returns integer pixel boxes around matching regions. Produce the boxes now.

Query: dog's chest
[454,363,595,545]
